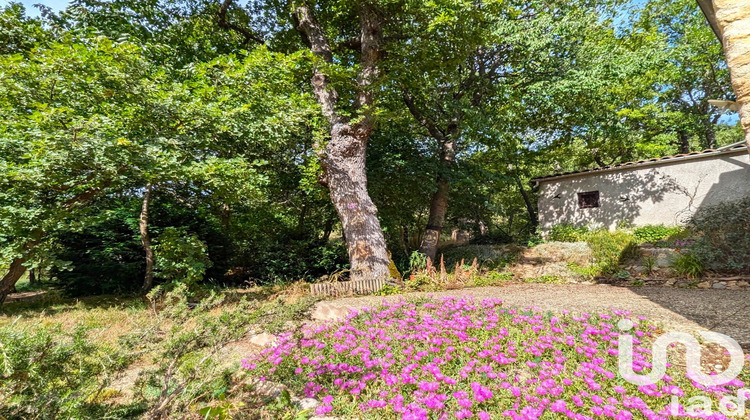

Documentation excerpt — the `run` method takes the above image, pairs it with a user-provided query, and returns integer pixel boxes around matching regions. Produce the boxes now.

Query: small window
[578,191,600,209]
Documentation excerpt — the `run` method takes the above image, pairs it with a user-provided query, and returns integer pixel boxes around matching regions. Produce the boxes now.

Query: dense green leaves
[0,0,744,292]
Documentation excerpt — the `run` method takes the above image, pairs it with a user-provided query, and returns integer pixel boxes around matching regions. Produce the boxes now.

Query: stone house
[532,141,750,234]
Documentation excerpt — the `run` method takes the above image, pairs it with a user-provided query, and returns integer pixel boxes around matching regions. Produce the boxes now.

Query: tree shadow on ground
[626,287,750,347]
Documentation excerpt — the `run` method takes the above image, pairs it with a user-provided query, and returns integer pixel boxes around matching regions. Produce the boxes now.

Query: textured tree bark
[0,233,42,305]
[140,183,155,293]
[0,259,27,304]
[295,2,391,281]
[326,126,390,279]
[712,0,750,153]
[704,117,718,149]
[402,91,459,262]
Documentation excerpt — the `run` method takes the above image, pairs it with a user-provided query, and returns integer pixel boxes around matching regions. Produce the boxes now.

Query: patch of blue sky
[4,0,69,17]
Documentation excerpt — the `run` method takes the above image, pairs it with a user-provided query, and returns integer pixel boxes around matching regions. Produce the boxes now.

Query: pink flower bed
[245,297,748,419]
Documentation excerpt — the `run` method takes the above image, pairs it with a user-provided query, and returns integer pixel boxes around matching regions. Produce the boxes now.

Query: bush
[633,225,685,244]
[439,245,519,271]
[154,227,212,285]
[584,230,639,274]
[689,197,750,272]
[0,323,136,419]
[249,239,349,284]
[132,285,318,418]
[548,224,588,242]
[671,252,704,279]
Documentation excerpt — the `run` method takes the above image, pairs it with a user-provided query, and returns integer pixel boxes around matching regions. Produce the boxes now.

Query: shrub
[632,225,685,244]
[154,227,212,285]
[671,253,704,279]
[0,323,136,419]
[584,230,639,274]
[689,197,750,272]
[548,224,588,242]
[439,245,519,271]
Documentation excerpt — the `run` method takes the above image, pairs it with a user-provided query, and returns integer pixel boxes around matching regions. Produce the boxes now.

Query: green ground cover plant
[632,225,687,244]
[247,297,750,419]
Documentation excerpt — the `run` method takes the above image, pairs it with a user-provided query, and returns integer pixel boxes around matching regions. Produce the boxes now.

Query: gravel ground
[317,284,750,346]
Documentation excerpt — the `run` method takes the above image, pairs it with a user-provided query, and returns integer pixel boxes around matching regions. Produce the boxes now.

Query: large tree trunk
[712,0,750,152]
[295,2,391,281]
[418,140,455,261]
[140,183,155,293]
[326,127,390,280]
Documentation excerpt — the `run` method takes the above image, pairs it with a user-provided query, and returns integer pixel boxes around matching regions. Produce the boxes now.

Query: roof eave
[532,146,747,184]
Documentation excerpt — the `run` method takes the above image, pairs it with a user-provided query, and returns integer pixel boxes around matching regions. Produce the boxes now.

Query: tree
[289,1,393,281]
[635,0,734,151]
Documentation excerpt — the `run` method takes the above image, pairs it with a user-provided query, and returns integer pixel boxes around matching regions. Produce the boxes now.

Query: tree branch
[352,2,383,134]
[402,90,447,141]
[217,0,265,47]
[294,2,341,125]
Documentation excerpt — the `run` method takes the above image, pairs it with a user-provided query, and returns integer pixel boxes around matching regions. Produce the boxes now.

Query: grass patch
[0,284,319,419]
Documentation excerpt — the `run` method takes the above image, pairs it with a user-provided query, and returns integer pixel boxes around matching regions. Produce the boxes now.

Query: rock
[297,398,320,410]
[712,282,727,289]
[312,303,350,321]
[252,380,288,399]
[249,332,277,347]
[697,281,711,289]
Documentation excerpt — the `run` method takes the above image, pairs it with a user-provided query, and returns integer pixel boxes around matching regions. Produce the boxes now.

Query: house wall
[537,151,750,233]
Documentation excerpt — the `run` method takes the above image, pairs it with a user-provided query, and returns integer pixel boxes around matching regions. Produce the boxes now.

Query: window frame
[577,191,600,209]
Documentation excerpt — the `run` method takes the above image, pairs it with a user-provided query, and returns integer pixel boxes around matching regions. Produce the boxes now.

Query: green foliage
[643,256,657,275]
[584,230,639,275]
[376,284,403,296]
[0,285,320,419]
[131,284,318,417]
[440,245,519,271]
[523,275,564,284]
[671,252,704,279]
[0,322,137,419]
[688,197,750,272]
[633,225,685,244]
[153,227,212,285]
[469,270,513,287]
[548,224,588,242]
[409,250,428,272]
[50,208,145,296]
[251,240,349,284]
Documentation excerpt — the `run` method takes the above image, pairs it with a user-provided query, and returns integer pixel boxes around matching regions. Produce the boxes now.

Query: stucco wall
[537,150,750,232]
